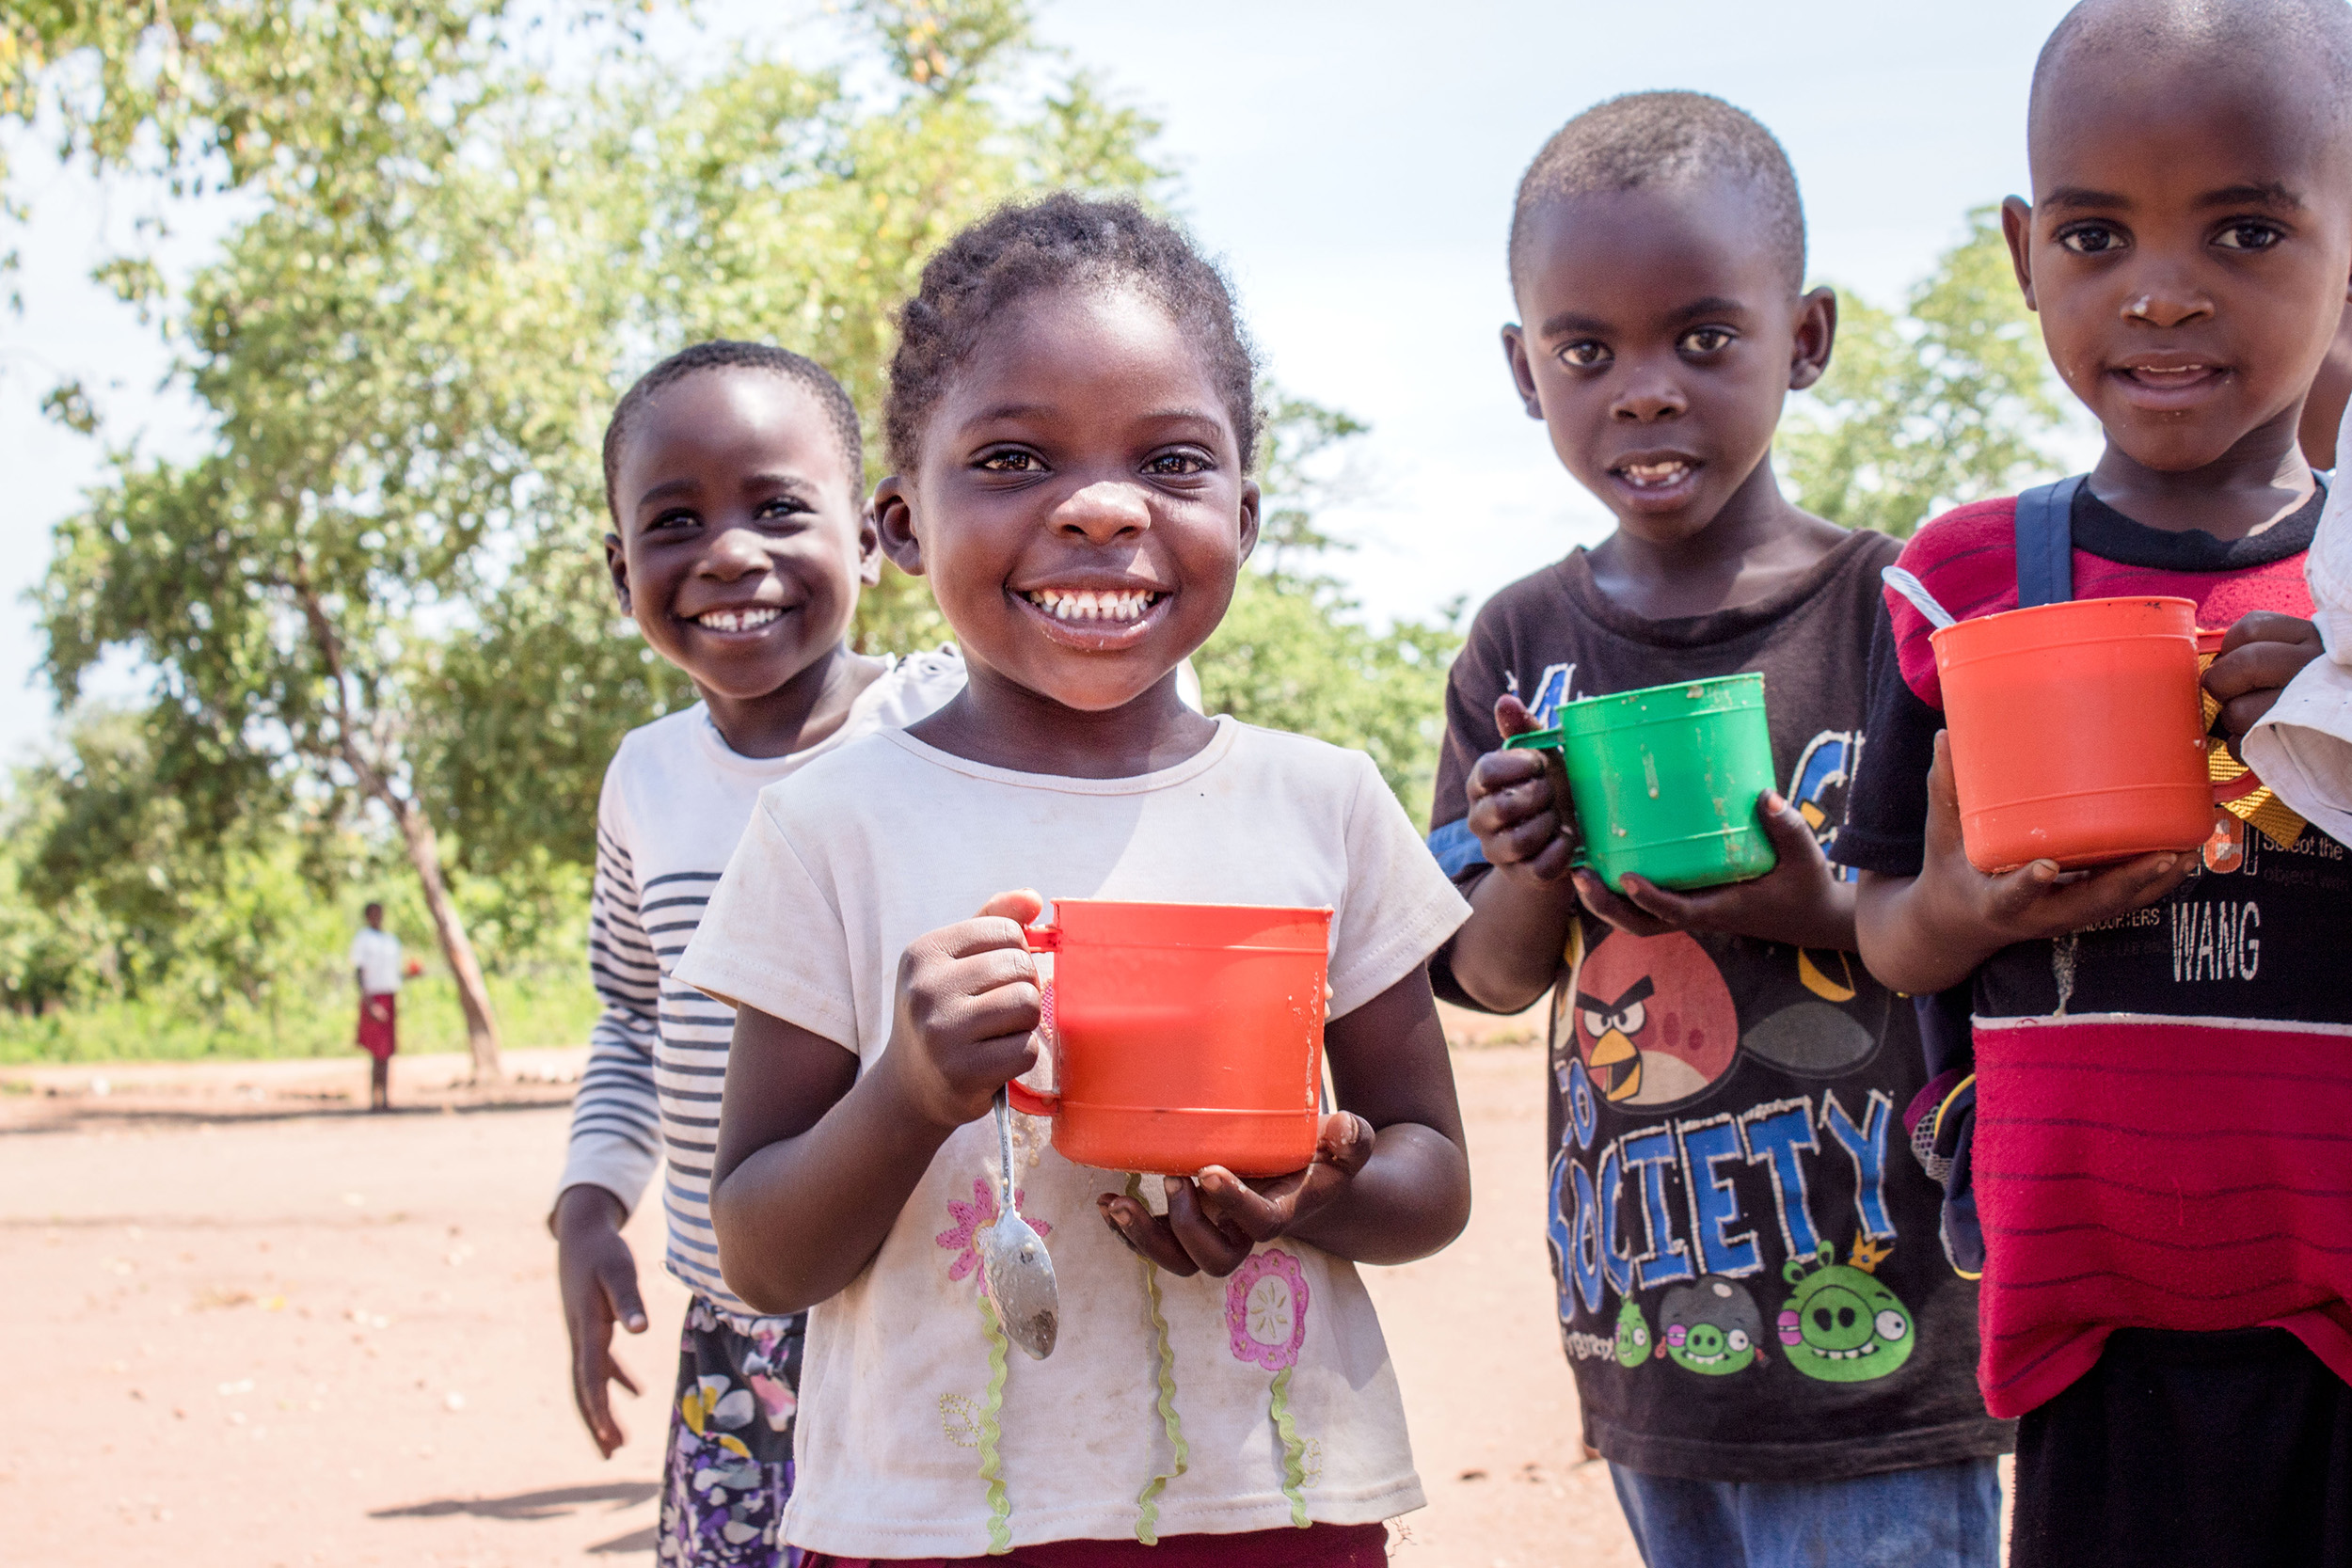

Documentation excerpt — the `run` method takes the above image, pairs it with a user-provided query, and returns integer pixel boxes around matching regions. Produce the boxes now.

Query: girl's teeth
[1622,462,1691,486]
[1028,590,1154,622]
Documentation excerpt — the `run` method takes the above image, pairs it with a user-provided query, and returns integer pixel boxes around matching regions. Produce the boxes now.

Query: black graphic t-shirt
[1428,530,2010,1481]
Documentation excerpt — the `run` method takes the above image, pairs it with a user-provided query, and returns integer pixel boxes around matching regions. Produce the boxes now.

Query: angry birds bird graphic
[1658,1277,1765,1375]
[1777,1239,1915,1384]
[1613,1295,1651,1369]
[1570,929,1738,1108]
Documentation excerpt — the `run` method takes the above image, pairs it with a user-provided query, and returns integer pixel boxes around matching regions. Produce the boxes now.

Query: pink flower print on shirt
[747,1372,797,1433]
[1226,1248,1310,1371]
[935,1178,1051,1286]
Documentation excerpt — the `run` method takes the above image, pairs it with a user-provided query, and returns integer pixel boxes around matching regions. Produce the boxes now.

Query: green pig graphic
[1779,1238,1914,1383]
[1658,1277,1764,1376]
[1613,1295,1651,1369]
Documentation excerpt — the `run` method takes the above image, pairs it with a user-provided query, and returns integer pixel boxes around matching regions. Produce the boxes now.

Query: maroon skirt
[799,1522,1391,1568]
[356,993,398,1059]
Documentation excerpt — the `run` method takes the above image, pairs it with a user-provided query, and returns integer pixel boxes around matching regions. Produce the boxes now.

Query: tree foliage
[1195,396,1461,821]
[11,0,1465,1061]
[1780,206,2067,538]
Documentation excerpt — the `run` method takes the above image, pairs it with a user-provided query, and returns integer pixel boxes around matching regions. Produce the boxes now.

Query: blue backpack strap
[2012,474,2084,608]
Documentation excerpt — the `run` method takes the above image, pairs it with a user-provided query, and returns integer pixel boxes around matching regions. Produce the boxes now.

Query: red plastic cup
[1006,899,1331,1177]
[1933,596,2217,872]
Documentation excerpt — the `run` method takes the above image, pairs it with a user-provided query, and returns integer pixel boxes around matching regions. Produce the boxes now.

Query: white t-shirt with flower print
[675,718,1470,1560]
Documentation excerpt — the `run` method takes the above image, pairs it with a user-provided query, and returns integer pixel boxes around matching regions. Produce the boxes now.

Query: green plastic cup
[1503,673,1778,894]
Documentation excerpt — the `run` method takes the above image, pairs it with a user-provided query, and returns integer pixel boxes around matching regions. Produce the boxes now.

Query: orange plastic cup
[1005,899,1331,1177]
[1933,596,2215,872]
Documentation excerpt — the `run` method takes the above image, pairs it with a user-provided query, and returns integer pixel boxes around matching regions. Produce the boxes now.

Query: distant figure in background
[350,902,403,1112]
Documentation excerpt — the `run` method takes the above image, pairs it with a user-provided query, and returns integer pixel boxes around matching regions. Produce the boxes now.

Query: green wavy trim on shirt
[977,1291,1011,1553]
[1128,1172,1190,1544]
[1269,1364,1309,1528]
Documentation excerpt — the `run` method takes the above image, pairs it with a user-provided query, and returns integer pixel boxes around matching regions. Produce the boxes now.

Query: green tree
[1195,396,1462,821]
[416,5,1167,878]
[1780,205,2067,538]
[31,1,1166,1074]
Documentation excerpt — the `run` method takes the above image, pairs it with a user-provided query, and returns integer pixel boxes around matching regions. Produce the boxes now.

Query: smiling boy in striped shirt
[550,341,962,1567]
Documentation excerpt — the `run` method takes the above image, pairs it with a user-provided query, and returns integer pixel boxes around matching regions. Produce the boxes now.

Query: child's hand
[1464,693,1577,884]
[552,1183,645,1458]
[1095,1112,1375,1277]
[883,889,1045,1133]
[2205,611,2326,745]
[1858,732,2193,994]
[1571,790,1856,951]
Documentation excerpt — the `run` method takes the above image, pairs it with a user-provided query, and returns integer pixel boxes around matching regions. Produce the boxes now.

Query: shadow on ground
[372,1481,660,1522]
[1,1092,576,1136]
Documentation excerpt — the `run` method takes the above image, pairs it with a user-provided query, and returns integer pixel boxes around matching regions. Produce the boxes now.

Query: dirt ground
[0,1033,1640,1567]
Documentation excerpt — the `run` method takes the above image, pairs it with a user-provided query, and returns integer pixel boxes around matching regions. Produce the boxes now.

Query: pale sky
[0,0,2080,763]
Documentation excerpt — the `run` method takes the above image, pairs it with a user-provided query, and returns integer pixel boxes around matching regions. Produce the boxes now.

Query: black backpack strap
[2013,474,2084,609]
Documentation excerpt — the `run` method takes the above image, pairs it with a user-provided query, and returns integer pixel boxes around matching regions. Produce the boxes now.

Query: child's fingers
[2205,641,2320,702]
[1096,1194,1198,1276]
[931,916,1045,962]
[1311,1111,1376,1179]
[1193,1166,1292,1241]
[973,887,1047,927]
[1494,692,1543,740]
[1574,871,1675,936]
[599,1255,649,1337]
[1480,806,1569,870]
[1162,1176,1255,1276]
[1616,873,1708,927]
[572,1336,628,1458]
[2215,610,2322,657]
[1466,748,1547,801]
[1523,832,1579,882]
[1923,732,1967,860]
[2214,689,2286,742]
[1753,790,1827,863]
[1984,850,2186,932]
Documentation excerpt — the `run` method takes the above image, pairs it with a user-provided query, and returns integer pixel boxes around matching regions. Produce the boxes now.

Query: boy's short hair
[601,341,865,524]
[1509,91,1806,293]
[2031,0,2352,127]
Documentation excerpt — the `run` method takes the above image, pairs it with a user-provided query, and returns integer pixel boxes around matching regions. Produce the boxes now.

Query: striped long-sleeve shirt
[556,649,965,1319]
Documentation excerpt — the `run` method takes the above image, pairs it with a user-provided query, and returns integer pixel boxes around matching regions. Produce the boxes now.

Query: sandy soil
[0,1036,1638,1567]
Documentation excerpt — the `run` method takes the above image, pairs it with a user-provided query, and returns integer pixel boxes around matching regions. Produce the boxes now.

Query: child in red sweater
[1841,3,2352,1562]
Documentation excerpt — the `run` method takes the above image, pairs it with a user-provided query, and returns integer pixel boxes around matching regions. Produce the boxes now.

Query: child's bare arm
[1447,694,1582,1012]
[710,893,1045,1316]
[1097,964,1470,1275]
[1854,732,2194,996]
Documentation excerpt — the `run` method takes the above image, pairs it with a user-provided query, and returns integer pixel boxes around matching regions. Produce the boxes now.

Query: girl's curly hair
[882,193,1262,474]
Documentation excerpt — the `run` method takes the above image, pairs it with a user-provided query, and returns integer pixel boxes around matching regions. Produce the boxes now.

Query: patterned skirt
[660,1297,805,1567]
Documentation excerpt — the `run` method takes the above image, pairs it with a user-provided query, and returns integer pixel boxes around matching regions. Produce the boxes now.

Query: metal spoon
[979,1086,1058,1359]
[1881,564,1957,629]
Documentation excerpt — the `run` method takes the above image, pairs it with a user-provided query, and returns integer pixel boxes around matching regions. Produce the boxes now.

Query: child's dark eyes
[1678,326,1736,356]
[2058,222,2126,256]
[2213,221,2285,253]
[977,448,1042,473]
[646,507,700,532]
[1558,341,1613,370]
[1143,451,1211,477]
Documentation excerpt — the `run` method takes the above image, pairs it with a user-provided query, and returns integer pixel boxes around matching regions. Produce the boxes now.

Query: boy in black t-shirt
[1429,93,2006,1568]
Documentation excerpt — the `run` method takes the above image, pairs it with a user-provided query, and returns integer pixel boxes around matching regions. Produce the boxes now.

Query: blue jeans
[1609,1458,2002,1568]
